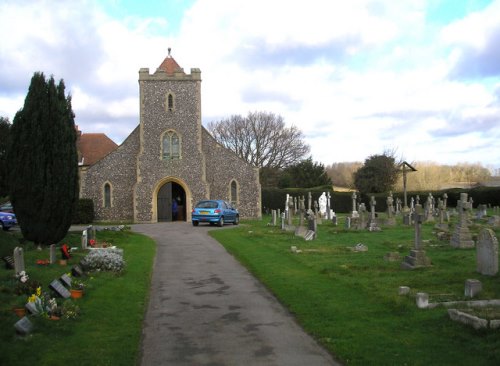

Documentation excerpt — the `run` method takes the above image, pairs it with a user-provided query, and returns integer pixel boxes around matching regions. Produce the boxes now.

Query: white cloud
[0,0,498,169]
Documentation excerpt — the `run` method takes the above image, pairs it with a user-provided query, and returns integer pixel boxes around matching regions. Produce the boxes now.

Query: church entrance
[157,182,186,222]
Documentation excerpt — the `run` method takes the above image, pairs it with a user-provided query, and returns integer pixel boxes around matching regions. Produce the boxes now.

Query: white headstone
[49,244,56,264]
[13,247,25,274]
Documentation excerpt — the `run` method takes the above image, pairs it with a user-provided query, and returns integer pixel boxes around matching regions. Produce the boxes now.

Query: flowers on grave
[27,287,61,318]
[16,270,29,283]
[60,243,71,260]
[89,239,96,247]
[36,259,50,265]
[60,299,80,319]
[14,276,42,296]
[80,248,125,273]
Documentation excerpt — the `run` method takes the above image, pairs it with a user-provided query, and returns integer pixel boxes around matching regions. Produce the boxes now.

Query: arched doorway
[157,181,186,222]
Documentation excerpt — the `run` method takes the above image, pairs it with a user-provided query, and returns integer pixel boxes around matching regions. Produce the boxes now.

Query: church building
[79,51,261,223]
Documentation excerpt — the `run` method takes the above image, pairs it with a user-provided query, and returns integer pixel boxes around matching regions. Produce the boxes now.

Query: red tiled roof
[77,133,118,166]
[158,52,182,74]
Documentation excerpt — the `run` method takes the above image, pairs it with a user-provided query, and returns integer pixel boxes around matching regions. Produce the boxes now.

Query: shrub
[80,248,125,272]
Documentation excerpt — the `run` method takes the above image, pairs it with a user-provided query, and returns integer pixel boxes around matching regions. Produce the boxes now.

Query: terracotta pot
[70,289,83,299]
[59,259,67,266]
[49,315,60,320]
[13,307,26,318]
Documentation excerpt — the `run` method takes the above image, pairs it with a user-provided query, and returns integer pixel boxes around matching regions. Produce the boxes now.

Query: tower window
[230,180,238,206]
[167,93,175,111]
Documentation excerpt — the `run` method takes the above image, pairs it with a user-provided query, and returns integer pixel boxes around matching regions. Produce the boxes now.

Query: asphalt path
[133,222,340,366]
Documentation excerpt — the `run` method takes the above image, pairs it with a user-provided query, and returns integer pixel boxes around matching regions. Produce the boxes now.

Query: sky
[0,0,499,170]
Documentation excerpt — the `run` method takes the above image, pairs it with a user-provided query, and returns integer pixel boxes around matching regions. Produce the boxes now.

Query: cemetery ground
[211,213,500,365]
[0,229,155,365]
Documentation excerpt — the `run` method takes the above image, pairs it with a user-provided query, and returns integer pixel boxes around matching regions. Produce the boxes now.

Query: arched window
[230,180,238,206]
[162,131,181,160]
[104,183,111,208]
[167,93,175,111]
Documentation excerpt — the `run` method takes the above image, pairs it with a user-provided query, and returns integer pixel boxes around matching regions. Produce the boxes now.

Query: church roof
[158,48,183,74]
[77,132,118,166]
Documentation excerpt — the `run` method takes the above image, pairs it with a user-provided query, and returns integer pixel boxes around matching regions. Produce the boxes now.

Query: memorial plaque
[14,317,34,335]
[60,274,72,288]
[49,279,71,298]
[71,264,84,277]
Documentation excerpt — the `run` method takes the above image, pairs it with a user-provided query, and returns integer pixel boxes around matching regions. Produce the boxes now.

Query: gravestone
[271,210,277,226]
[424,193,435,222]
[49,279,71,298]
[287,195,293,227]
[450,193,475,248]
[14,316,34,335]
[403,213,411,226]
[385,192,396,226]
[72,264,85,277]
[416,293,429,308]
[49,244,56,264]
[464,279,482,298]
[368,196,381,231]
[331,214,337,226]
[326,191,331,220]
[476,228,498,276]
[60,273,72,288]
[401,204,432,270]
[82,229,88,249]
[13,247,25,274]
[476,204,488,220]
[357,203,367,230]
[395,198,402,215]
[345,217,351,229]
[399,286,410,295]
[435,198,449,231]
[488,216,500,227]
[307,192,312,212]
[2,255,14,269]
[351,192,359,218]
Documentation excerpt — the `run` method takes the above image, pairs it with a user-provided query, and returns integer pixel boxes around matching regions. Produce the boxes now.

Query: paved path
[133,222,339,366]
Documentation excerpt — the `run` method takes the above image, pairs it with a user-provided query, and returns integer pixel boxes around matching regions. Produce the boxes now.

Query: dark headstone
[2,256,14,269]
[60,274,72,288]
[71,264,84,277]
[14,317,34,335]
[49,279,71,298]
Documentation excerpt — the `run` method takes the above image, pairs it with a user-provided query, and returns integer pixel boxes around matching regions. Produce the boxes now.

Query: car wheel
[1,222,7,231]
[233,215,239,225]
[192,221,199,227]
[218,217,224,227]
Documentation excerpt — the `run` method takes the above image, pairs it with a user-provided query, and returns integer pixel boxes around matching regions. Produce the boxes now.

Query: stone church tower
[80,51,261,223]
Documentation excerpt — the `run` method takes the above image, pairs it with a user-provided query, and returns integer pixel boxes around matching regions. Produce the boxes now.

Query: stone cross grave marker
[49,279,71,299]
[13,247,25,274]
[450,192,475,248]
[401,204,432,270]
[49,244,56,264]
[308,191,312,212]
[352,192,359,218]
[271,210,277,226]
[476,228,498,276]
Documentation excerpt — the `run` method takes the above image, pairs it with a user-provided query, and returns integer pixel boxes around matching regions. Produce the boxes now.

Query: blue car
[0,211,17,231]
[192,200,239,227]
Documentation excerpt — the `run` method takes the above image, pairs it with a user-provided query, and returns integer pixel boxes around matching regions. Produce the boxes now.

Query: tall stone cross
[413,204,424,250]
[352,192,357,213]
[370,196,376,220]
[307,192,312,212]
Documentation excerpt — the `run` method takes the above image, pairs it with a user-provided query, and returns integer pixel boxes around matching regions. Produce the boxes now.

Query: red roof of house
[158,49,183,74]
[77,133,118,166]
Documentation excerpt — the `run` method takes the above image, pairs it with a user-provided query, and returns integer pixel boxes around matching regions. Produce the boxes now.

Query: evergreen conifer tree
[8,72,78,246]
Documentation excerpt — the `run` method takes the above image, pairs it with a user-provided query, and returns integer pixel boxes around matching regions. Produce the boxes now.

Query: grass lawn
[0,228,155,366]
[210,213,500,365]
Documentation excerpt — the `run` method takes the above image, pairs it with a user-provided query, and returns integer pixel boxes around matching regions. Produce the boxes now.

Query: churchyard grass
[211,215,500,365]
[0,229,155,366]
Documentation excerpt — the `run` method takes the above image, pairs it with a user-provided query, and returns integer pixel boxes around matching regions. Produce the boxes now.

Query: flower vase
[13,307,26,318]
[70,289,83,299]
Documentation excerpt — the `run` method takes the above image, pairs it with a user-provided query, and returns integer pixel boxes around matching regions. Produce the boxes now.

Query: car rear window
[196,201,219,209]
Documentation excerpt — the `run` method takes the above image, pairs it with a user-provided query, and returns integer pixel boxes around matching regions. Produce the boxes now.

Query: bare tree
[207,111,310,169]
[326,162,362,189]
